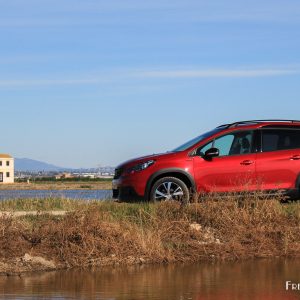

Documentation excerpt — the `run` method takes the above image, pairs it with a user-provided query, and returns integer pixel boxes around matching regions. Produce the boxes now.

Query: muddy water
[0,260,300,300]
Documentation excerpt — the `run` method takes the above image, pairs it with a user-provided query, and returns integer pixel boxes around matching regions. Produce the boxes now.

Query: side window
[214,134,235,156]
[198,142,213,156]
[197,131,253,157]
[262,129,300,152]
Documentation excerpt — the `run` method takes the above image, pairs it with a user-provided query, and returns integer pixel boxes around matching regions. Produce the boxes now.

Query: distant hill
[15,158,66,172]
[14,158,115,173]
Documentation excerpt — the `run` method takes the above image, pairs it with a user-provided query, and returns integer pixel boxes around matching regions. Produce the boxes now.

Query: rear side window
[262,129,300,152]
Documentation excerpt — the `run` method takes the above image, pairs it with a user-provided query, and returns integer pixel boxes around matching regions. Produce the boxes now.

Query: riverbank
[0,181,112,190]
[0,196,300,275]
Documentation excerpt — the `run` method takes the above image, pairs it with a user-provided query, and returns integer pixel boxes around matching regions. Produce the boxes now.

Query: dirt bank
[0,197,300,275]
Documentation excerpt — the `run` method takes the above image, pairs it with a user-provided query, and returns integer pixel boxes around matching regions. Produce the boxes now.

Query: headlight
[127,160,155,174]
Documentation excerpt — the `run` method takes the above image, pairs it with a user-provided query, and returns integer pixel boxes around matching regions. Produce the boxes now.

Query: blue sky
[1,0,300,168]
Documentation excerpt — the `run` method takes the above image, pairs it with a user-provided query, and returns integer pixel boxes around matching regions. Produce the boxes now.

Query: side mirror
[204,147,219,160]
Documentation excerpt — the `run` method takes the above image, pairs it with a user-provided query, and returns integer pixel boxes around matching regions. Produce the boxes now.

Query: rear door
[256,128,300,191]
[193,130,257,193]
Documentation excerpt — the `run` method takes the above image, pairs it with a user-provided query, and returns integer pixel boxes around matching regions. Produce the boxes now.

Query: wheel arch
[145,168,196,200]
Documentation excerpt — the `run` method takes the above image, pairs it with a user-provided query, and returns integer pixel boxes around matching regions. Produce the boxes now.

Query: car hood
[115,152,179,169]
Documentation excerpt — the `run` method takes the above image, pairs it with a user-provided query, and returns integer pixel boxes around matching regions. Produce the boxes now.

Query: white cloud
[1,0,300,28]
[0,67,298,87]
[141,68,300,78]
[0,78,106,87]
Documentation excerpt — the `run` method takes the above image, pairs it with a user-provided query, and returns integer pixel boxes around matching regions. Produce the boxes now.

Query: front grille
[114,168,124,179]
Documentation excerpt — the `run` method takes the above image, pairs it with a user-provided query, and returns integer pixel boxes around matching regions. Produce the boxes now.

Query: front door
[0,172,3,182]
[193,130,257,193]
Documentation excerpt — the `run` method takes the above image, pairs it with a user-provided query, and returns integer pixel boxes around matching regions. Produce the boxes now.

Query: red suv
[112,120,300,202]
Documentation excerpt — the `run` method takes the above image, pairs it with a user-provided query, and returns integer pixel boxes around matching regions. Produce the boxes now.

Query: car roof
[183,120,300,153]
[217,120,300,131]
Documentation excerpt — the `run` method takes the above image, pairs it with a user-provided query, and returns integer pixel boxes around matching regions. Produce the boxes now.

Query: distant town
[1,154,115,183]
[14,167,115,181]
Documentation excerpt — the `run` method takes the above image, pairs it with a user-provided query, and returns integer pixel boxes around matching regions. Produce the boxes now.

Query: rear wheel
[150,177,190,203]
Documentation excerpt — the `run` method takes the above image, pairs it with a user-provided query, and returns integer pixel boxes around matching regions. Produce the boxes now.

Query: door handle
[290,155,300,161]
[240,160,254,166]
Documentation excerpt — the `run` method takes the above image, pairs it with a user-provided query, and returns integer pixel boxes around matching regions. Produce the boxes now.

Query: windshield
[172,128,224,152]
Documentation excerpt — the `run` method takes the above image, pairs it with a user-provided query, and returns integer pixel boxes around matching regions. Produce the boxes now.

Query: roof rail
[218,119,300,129]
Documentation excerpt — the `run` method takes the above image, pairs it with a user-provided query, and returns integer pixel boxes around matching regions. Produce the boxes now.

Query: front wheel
[150,177,190,203]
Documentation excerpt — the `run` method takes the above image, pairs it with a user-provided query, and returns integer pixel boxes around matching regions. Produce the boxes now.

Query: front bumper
[112,176,146,201]
[112,186,144,202]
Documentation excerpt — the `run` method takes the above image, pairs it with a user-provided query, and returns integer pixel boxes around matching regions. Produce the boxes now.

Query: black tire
[150,177,190,203]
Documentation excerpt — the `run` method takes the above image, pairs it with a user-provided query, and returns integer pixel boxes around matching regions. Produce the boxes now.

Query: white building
[0,154,14,183]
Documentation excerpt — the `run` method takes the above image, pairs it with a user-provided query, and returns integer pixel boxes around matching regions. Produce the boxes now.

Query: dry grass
[0,197,89,211]
[0,195,300,274]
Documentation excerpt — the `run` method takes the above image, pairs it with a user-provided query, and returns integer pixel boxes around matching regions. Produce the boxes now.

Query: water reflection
[0,260,299,299]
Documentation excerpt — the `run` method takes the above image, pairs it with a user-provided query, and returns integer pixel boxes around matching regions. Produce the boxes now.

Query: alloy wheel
[154,181,184,201]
